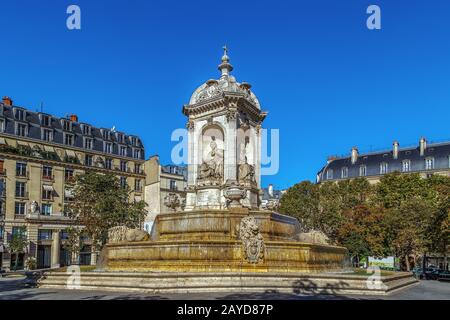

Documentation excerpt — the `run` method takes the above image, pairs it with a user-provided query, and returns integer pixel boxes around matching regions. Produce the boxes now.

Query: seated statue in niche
[198,136,223,181]
[238,157,255,183]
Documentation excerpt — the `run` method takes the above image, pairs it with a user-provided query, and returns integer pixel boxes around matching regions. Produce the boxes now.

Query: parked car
[437,270,450,282]
[412,267,441,280]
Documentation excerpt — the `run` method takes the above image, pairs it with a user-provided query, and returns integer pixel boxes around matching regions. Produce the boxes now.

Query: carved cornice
[183,92,267,124]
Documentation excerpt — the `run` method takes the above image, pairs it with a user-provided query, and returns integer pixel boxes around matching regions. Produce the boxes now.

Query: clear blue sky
[1,0,449,189]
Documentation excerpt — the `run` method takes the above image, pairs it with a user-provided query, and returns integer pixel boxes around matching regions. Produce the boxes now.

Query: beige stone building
[0,96,146,270]
[143,155,187,233]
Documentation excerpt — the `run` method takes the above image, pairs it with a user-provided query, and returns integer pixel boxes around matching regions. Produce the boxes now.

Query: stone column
[51,230,60,268]
[225,111,238,182]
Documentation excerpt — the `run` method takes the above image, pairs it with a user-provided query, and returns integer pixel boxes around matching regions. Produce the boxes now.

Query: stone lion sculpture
[239,216,264,263]
[107,226,150,243]
[297,230,330,245]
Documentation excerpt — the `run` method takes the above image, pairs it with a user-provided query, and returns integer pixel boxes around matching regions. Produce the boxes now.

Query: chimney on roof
[268,184,274,197]
[393,141,400,159]
[2,96,12,106]
[351,147,359,164]
[419,137,427,156]
[69,114,78,122]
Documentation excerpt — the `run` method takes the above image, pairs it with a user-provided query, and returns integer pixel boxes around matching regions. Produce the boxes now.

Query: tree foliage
[67,172,147,249]
[279,173,450,270]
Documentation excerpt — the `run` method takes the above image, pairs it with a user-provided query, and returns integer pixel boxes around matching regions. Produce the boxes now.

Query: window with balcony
[135,179,142,192]
[14,202,26,215]
[119,177,127,188]
[425,157,434,170]
[16,162,27,177]
[15,182,26,198]
[119,146,127,157]
[12,226,26,237]
[42,186,53,200]
[104,142,112,154]
[65,168,74,182]
[120,160,127,172]
[84,154,93,167]
[38,229,52,240]
[105,158,113,170]
[402,160,411,172]
[133,149,141,159]
[42,166,53,180]
[134,163,141,174]
[64,133,74,146]
[41,204,52,216]
[16,123,27,137]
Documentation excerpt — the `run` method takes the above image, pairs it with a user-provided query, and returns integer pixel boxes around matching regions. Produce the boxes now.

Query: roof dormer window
[40,114,52,127]
[102,129,111,140]
[82,124,91,136]
[14,108,25,121]
[62,119,72,131]
[116,133,125,144]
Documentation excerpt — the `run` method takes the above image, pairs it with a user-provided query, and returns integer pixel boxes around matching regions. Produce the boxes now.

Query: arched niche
[197,124,225,181]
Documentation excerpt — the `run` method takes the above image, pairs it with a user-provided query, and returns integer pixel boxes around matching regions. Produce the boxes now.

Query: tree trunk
[405,254,411,271]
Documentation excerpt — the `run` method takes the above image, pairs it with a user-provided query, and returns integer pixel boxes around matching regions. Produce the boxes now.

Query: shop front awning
[43,185,54,192]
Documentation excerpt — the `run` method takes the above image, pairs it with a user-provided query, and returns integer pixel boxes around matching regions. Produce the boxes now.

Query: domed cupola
[188,46,261,109]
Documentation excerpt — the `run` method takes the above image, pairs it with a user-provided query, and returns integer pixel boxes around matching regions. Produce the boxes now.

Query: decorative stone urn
[224,180,246,208]
[163,193,181,212]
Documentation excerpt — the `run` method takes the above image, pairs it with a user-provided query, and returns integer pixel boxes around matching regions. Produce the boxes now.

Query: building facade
[317,137,450,184]
[260,184,286,210]
[143,155,187,233]
[0,96,146,271]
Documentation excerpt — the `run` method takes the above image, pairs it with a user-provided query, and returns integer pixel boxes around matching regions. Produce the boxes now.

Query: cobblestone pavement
[0,277,448,300]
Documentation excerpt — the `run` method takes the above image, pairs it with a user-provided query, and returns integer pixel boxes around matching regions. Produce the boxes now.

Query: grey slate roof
[317,141,450,183]
[0,101,145,160]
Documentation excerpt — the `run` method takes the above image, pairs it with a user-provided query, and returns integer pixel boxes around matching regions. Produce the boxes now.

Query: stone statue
[238,158,255,183]
[164,193,181,212]
[30,201,40,214]
[107,226,150,243]
[198,136,223,181]
[239,216,264,263]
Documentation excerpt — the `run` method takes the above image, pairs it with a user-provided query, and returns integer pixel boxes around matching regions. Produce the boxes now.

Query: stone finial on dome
[218,45,233,78]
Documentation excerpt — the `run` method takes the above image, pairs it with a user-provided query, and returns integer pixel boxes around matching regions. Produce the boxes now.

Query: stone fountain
[102,48,348,274]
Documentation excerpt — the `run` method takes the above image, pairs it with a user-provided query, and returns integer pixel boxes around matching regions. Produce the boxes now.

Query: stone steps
[37,271,418,296]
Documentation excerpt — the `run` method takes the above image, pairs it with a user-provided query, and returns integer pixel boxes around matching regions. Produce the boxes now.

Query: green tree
[375,173,439,270]
[67,172,147,250]
[9,226,28,271]
[279,181,319,231]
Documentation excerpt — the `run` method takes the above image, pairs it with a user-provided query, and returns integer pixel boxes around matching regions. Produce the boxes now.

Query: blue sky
[0,0,449,189]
